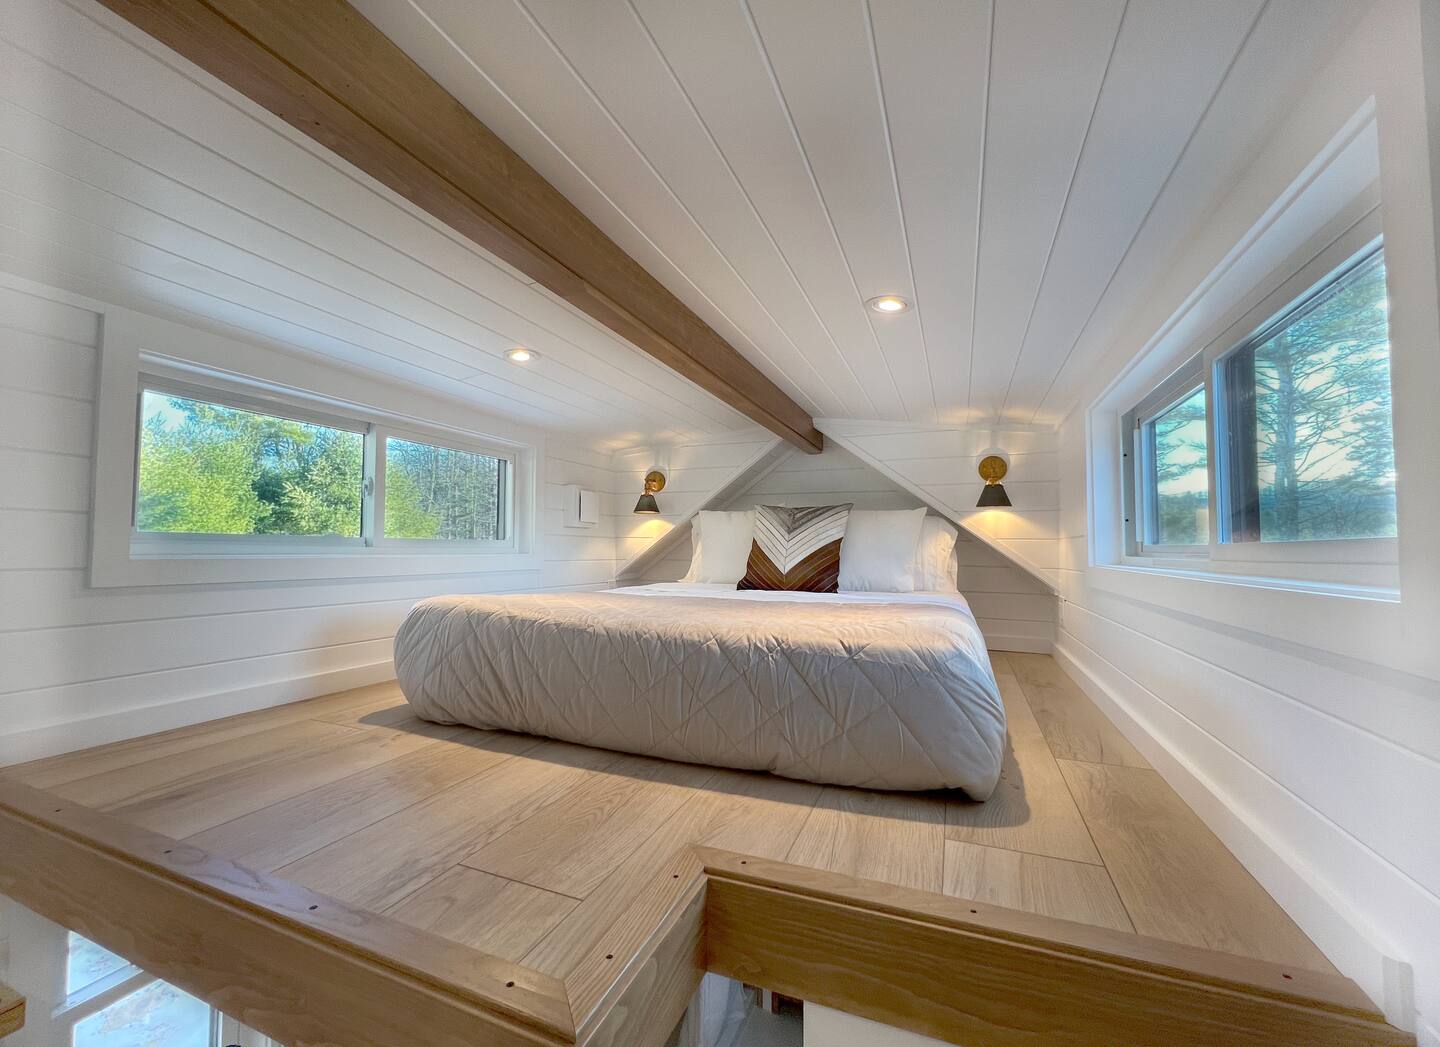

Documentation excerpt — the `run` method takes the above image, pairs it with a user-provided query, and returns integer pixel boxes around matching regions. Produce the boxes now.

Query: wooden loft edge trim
[0,776,1412,1047]
[572,854,709,1047]
[0,981,23,1040]
[696,849,1413,1047]
[91,0,822,453]
[698,848,1369,1013]
[0,781,574,1047]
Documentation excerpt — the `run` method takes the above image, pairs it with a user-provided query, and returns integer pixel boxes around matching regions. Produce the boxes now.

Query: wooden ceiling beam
[95,0,823,453]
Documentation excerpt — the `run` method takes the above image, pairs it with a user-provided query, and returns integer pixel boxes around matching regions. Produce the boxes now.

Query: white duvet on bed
[393,583,1005,795]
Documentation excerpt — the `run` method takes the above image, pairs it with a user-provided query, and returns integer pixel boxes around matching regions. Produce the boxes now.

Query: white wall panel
[0,0,751,445]
[822,420,1062,590]
[745,0,934,423]
[1053,4,1440,1037]
[636,442,1056,653]
[1001,0,1262,424]
[964,0,1126,421]
[0,278,625,765]
[610,431,783,579]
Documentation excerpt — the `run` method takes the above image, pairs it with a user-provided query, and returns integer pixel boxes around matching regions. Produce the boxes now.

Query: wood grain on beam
[93,0,823,452]
[698,849,1411,1047]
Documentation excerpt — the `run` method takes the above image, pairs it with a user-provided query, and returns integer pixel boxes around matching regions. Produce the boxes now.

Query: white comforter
[393,583,1005,795]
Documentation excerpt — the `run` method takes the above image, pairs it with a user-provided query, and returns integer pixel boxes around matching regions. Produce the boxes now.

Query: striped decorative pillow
[738,503,852,592]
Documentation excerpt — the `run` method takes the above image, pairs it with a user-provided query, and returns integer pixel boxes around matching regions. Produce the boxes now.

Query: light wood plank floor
[1,654,1335,986]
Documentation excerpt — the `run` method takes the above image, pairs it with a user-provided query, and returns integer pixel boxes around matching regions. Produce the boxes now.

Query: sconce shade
[976,454,1011,507]
[634,469,666,514]
[976,482,1012,508]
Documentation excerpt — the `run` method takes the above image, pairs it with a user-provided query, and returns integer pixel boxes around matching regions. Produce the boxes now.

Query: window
[1122,222,1396,581]
[1141,386,1210,548]
[1218,247,1395,544]
[90,313,537,587]
[72,979,213,1047]
[67,932,134,996]
[130,376,515,555]
[24,926,280,1047]
[137,389,364,538]
[384,435,507,541]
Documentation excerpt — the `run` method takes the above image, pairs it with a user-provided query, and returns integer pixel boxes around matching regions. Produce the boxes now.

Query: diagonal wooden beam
[93,0,823,453]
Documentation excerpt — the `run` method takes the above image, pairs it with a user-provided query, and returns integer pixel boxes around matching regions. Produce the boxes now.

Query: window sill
[90,548,543,588]
[1105,559,1400,603]
[1081,560,1414,674]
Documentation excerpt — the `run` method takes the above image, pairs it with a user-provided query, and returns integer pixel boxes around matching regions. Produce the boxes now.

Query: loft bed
[0,655,1411,1047]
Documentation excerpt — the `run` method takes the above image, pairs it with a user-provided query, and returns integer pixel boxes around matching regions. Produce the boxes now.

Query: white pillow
[838,507,926,592]
[917,515,960,592]
[681,510,754,584]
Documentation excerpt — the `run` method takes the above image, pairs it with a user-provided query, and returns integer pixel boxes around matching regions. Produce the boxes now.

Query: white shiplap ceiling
[353,0,1367,429]
[1,0,1367,445]
[0,0,758,449]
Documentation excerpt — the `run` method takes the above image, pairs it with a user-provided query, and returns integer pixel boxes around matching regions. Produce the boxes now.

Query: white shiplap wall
[0,278,622,765]
[0,0,752,447]
[819,421,1061,590]
[611,432,783,574]
[1053,4,1440,1040]
[638,442,1056,653]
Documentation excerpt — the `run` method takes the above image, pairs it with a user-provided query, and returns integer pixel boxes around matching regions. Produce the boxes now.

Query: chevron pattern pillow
[738,503,852,592]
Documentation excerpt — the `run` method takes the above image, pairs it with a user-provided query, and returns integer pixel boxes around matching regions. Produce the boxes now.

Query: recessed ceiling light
[505,347,537,363]
[866,294,910,314]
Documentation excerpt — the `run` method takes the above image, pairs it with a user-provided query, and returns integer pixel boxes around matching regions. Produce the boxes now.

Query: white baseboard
[1053,634,1425,1035]
[0,660,396,768]
[1418,1015,1439,1047]
[984,635,1053,654]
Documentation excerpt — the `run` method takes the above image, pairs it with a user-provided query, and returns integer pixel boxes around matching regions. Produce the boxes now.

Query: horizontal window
[1143,385,1209,548]
[1219,248,1395,544]
[131,377,514,554]
[384,435,508,542]
[1122,219,1397,583]
[138,389,364,539]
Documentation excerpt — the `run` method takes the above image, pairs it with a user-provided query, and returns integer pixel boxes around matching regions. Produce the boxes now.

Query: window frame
[1207,231,1395,570]
[374,425,516,550]
[132,372,372,556]
[1123,355,1210,557]
[132,369,519,557]
[2,901,276,1047]
[90,309,539,587]
[1118,207,1398,587]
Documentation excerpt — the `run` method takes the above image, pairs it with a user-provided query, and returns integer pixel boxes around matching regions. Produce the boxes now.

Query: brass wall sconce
[976,455,1012,508]
[634,470,666,514]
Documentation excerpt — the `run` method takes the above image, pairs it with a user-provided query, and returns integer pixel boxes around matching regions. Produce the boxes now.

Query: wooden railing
[0,781,1414,1047]
[0,981,23,1040]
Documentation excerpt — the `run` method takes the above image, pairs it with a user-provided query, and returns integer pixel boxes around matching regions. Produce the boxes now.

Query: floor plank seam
[219,731,554,871]
[451,863,588,904]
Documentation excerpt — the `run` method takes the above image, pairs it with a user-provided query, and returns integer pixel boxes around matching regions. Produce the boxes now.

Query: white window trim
[1115,204,1397,590]
[90,309,541,587]
[373,423,516,552]
[2,898,277,1047]
[1122,354,1209,557]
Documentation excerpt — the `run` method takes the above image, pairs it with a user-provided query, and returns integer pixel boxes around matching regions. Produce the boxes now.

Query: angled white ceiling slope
[0,0,758,450]
[354,0,1368,430]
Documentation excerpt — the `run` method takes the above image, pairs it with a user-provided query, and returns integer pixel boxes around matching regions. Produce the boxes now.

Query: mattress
[393,583,1005,795]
